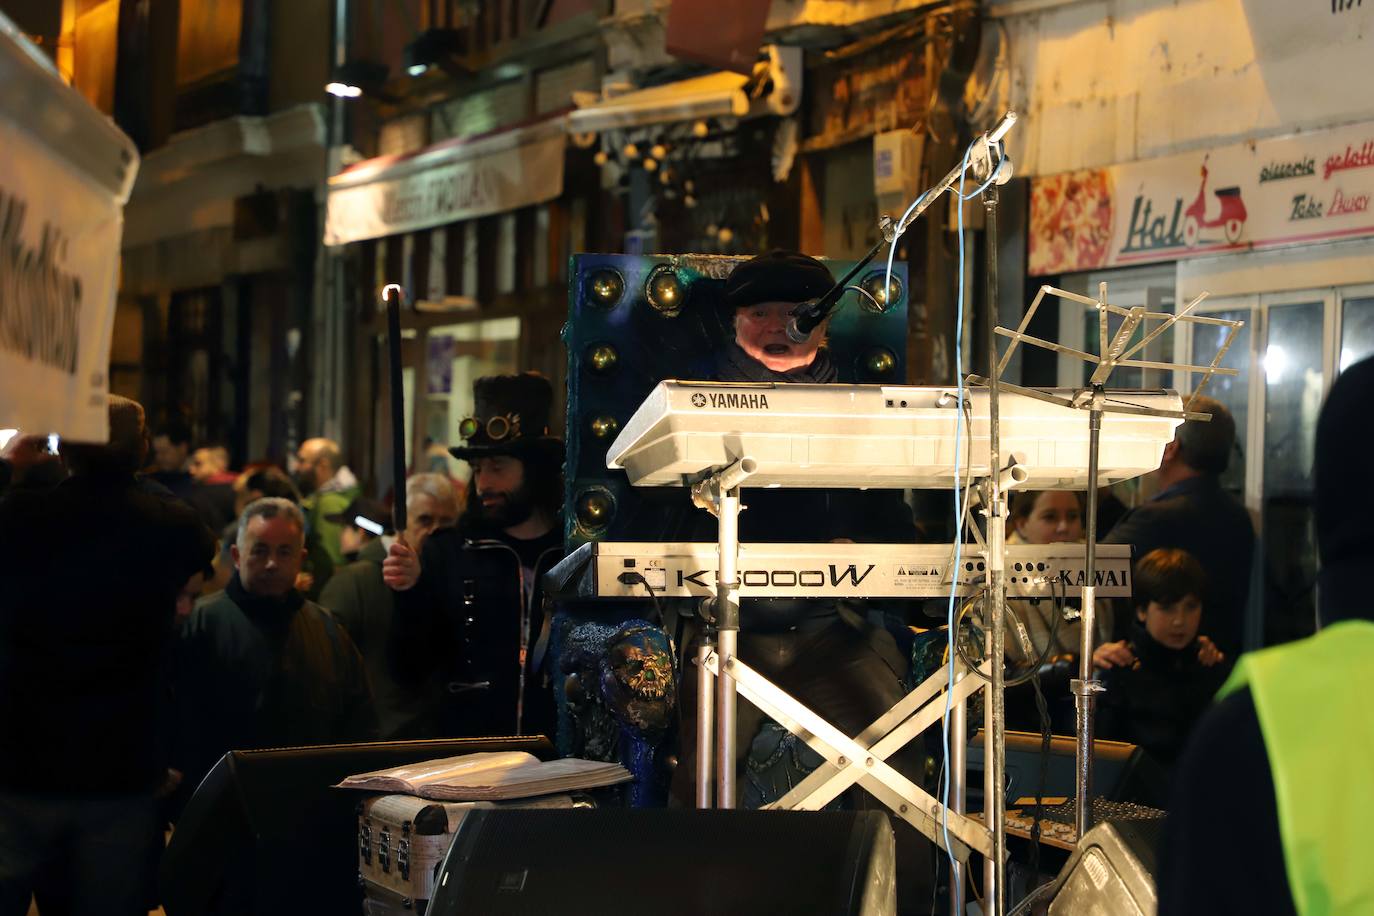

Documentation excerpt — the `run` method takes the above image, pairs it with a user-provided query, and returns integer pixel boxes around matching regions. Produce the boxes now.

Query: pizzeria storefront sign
[324,119,566,247]
[1029,120,1374,276]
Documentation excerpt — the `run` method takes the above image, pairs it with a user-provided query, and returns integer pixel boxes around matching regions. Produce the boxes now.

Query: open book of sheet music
[336,751,631,800]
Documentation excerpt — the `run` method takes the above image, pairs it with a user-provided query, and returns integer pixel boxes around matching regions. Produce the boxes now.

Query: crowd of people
[1,248,1359,916]
[0,374,567,913]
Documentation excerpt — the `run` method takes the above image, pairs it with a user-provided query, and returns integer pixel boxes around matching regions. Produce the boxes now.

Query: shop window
[1188,309,1251,500]
[1056,265,1176,391]
[1340,296,1374,371]
[420,318,522,479]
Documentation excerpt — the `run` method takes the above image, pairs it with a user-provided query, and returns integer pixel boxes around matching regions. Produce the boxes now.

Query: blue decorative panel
[562,253,909,547]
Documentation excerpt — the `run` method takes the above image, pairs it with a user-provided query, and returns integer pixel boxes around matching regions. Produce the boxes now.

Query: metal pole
[982,184,1008,916]
[382,285,409,535]
[715,484,742,808]
[948,663,967,916]
[983,668,996,909]
[1073,388,1105,839]
[695,636,716,808]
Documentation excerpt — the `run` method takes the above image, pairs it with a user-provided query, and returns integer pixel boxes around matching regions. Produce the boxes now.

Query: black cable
[621,571,666,627]
[1028,668,1052,878]
[954,579,1064,688]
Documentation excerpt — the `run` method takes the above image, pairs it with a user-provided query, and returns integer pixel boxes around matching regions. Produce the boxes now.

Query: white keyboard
[607,381,1182,489]
[548,541,1132,600]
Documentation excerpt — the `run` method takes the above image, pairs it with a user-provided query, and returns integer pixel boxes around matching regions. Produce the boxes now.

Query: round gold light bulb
[575,488,614,531]
[860,273,903,312]
[587,269,624,308]
[865,348,897,377]
[590,415,619,439]
[587,344,619,373]
[645,268,685,316]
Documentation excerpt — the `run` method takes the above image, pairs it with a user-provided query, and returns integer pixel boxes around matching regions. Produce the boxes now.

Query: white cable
[878,134,1008,903]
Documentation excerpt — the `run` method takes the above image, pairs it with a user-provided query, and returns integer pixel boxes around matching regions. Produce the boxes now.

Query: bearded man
[384,373,565,738]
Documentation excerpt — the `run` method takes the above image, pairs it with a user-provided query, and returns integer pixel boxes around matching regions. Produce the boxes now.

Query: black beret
[723,250,834,309]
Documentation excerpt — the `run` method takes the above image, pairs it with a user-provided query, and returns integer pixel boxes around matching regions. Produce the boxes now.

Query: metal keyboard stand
[688,454,997,863]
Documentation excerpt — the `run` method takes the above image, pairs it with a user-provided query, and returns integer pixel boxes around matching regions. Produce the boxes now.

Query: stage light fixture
[587,344,619,373]
[645,267,686,316]
[860,272,903,312]
[587,269,625,308]
[325,60,391,101]
[590,416,620,439]
[593,150,609,166]
[575,487,616,534]
[863,348,898,378]
[623,142,640,159]
[642,157,658,172]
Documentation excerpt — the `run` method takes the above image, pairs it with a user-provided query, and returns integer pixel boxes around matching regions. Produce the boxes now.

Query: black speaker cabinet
[429,809,896,916]
[161,736,553,916]
[1043,819,1161,915]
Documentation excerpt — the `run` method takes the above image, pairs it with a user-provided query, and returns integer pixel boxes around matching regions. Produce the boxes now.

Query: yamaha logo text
[700,391,770,410]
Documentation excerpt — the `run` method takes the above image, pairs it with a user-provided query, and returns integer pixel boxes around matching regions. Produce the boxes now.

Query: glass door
[1338,286,1374,371]
[1258,292,1332,646]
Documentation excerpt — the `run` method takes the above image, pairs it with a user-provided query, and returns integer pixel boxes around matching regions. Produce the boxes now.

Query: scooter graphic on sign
[1183,155,1247,246]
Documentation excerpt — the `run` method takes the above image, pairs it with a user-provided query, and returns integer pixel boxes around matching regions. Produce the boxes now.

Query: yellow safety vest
[1218,620,1374,916]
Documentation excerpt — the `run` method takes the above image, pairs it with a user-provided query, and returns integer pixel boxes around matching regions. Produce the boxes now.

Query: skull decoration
[556,617,677,807]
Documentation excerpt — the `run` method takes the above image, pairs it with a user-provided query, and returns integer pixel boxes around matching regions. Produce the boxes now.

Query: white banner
[324,129,566,246]
[0,116,126,443]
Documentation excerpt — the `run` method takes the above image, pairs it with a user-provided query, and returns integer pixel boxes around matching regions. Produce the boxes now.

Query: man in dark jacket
[0,395,215,916]
[1103,395,1255,656]
[385,373,566,739]
[172,497,377,802]
[319,478,459,738]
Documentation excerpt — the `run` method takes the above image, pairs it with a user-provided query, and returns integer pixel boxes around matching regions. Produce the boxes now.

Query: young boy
[1093,548,1231,779]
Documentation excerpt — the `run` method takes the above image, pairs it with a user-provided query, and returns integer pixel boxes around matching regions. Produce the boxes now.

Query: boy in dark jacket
[1093,548,1231,784]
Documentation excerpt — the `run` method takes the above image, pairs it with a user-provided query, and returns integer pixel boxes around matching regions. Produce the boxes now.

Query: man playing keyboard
[669,250,922,813]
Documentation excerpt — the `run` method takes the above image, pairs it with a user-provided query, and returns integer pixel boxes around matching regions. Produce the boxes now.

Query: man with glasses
[321,477,459,739]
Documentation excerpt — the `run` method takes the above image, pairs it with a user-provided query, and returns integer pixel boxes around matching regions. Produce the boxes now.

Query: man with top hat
[384,373,565,739]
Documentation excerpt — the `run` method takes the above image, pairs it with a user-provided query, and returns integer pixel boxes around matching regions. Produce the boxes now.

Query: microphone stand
[785,110,1018,345]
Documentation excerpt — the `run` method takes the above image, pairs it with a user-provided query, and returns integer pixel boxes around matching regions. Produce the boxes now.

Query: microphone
[785,297,831,343]
[785,234,889,343]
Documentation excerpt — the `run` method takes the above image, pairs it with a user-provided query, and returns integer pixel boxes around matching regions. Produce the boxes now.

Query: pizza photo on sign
[1029,169,1114,275]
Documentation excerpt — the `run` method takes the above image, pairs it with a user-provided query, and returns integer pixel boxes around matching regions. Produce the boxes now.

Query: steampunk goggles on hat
[458,412,522,442]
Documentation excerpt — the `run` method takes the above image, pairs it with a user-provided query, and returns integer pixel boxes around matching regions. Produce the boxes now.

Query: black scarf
[226,572,304,629]
[713,339,838,384]
[1128,621,1200,671]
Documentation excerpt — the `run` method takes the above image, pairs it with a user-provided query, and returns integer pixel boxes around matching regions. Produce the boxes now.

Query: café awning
[564,46,800,137]
[325,114,567,247]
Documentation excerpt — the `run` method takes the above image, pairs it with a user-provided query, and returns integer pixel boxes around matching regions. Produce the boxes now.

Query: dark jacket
[172,575,378,797]
[1159,687,1295,915]
[319,538,440,739]
[0,471,215,794]
[1103,475,1255,655]
[1097,623,1230,776]
[391,519,564,738]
